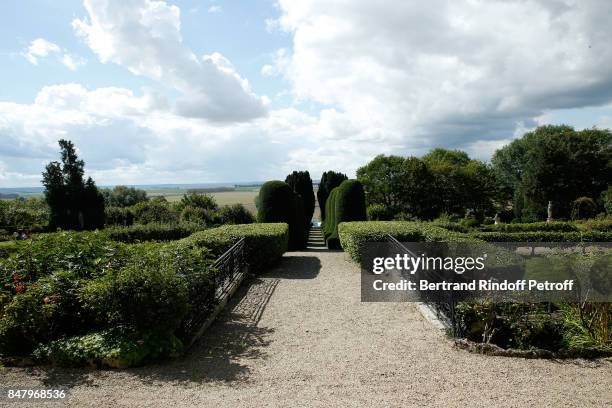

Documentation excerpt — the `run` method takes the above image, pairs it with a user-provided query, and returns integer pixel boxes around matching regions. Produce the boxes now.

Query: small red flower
[15,284,25,294]
[12,273,21,282]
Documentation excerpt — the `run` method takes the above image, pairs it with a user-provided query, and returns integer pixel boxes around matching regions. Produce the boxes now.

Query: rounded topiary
[257,181,306,250]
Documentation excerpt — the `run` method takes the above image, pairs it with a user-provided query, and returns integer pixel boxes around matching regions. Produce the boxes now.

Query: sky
[1,0,612,187]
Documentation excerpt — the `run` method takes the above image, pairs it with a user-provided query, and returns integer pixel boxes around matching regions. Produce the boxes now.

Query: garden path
[1,228,611,407]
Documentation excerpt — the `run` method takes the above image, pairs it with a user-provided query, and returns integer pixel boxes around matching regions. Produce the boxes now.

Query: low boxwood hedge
[576,218,612,232]
[479,221,577,233]
[470,230,612,242]
[104,222,205,243]
[183,223,289,274]
[338,221,480,263]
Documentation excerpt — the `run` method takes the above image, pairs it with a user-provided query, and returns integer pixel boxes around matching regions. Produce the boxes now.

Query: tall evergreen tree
[42,140,105,230]
[317,171,348,221]
[285,170,315,227]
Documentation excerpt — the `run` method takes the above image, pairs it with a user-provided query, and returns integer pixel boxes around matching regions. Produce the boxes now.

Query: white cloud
[72,0,267,122]
[273,0,612,153]
[61,53,87,71]
[22,38,86,70]
[208,5,222,14]
[22,38,60,65]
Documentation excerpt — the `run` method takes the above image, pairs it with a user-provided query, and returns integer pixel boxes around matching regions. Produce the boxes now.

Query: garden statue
[547,201,553,223]
[493,213,500,225]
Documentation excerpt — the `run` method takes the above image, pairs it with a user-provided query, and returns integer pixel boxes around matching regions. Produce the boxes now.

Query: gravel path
[1,248,611,407]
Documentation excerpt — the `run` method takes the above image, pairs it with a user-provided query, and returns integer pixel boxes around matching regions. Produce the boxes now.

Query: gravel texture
[1,249,611,407]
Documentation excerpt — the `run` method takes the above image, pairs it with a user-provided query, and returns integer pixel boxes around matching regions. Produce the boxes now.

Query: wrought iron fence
[385,234,461,337]
[183,237,248,347]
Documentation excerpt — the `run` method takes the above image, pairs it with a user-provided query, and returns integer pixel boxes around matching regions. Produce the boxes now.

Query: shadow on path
[264,255,322,279]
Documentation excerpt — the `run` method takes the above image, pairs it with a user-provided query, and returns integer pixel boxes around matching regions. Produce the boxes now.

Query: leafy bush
[32,327,183,367]
[104,222,204,243]
[367,204,393,221]
[176,193,219,212]
[0,198,49,232]
[184,223,288,274]
[479,221,578,233]
[80,243,191,335]
[219,204,255,224]
[571,197,598,220]
[132,198,178,224]
[0,232,217,362]
[105,206,135,226]
[324,180,367,249]
[257,181,305,250]
[180,206,219,226]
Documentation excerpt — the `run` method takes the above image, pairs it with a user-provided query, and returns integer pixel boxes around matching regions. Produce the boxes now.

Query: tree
[357,155,437,219]
[493,125,611,220]
[102,186,148,207]
[423,148,495,218]
[285,170,315,227]
[42,140,105,230]
[176,192,219,212]
[317,171,347,221]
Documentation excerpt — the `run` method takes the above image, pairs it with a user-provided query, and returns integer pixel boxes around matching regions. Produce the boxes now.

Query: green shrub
[324,180,367,249]
[577,218,612,232]
[105,206,135,226]
[132,198,178,224]
[184,223,288,274]
[219,204,255,224]
[367,204,393,221]
[0,241,20,259]
[32,327,183,368]
[571,197,598,220]
[257,181,305,250]
[338,221,479,263]
[479,221,578,233]
[180,206,219,226]
[471,230,612,242]
[104,222,204,243]
[323,188,339,240]
[0,289,52,356]
[80,244,190,335]
[176,193,218,212]
[430,221,470,234]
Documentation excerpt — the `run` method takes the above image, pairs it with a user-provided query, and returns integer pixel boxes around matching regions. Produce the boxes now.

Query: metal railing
[385,234,461,337]
[183,237,248,347]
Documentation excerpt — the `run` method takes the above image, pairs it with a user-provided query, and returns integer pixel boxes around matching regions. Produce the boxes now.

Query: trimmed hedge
[323,180,367,249]
[479,221,578,233]
[183,223,289,274]
[104,222,205,243]
[577,218,612,232]
[257,181,306,249]
[471,230,612,242]
[338,221,479,263]
[0,241,20,259]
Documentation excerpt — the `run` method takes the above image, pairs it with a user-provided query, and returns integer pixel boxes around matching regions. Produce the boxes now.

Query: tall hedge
[323,180,367,249]
[317,171,348,221]
[285,171,315,228]
[257,181,307,250]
